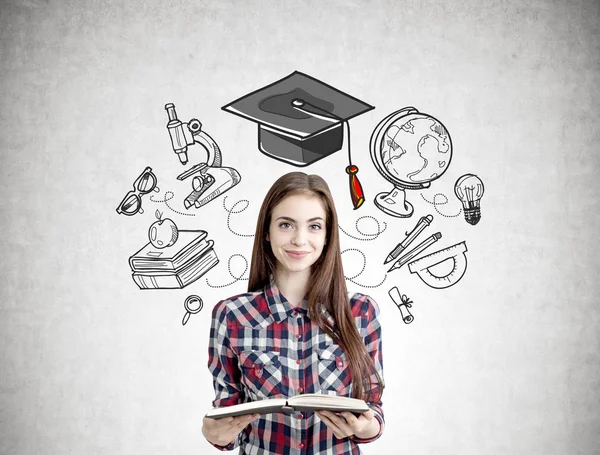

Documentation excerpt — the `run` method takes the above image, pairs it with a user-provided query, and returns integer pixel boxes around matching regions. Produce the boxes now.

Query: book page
[205,398,287,419]
[289,394,369,411]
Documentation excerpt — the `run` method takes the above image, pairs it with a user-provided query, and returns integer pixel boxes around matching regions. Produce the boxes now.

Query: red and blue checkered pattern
[207,278,385,454]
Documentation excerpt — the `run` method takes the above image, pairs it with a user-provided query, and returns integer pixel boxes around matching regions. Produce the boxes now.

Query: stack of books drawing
[129,230,218,290]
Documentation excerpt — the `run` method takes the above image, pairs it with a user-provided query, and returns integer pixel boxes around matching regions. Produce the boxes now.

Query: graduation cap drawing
[222,71,374,209]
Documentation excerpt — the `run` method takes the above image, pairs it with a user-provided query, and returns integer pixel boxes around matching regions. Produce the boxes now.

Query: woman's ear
[266,233,270,242]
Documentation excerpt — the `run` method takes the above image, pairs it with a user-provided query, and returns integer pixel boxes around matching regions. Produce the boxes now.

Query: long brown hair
[248,172,384,402]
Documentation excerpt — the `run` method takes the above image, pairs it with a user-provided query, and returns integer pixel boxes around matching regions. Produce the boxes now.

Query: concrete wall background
[1,1,599,453]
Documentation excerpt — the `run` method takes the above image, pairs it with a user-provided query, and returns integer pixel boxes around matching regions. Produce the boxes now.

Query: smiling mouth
[285,250,311,259]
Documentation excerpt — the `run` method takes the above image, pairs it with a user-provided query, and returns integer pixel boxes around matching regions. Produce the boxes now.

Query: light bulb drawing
[454,174,484,225]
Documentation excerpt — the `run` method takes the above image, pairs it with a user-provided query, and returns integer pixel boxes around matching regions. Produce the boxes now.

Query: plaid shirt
[207,278,385,454]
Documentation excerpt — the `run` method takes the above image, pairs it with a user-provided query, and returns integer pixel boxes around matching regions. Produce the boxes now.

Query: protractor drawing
[408,241,468,289]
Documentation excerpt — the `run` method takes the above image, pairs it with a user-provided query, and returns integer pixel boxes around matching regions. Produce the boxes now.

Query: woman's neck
[274,268,310,307]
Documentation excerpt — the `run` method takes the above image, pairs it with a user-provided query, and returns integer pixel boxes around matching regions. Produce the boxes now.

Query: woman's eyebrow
[275,216,325,223]
[275,216,296,223]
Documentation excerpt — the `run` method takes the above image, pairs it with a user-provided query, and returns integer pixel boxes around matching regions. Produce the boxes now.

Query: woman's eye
[310,224,322,231]
[279,222,292,229]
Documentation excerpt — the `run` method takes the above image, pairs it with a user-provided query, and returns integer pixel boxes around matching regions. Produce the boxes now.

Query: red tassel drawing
[346,164,365,209]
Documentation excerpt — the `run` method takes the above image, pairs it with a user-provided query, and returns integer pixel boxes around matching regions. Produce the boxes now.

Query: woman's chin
[284,264,311,274]
[278,259,315,274]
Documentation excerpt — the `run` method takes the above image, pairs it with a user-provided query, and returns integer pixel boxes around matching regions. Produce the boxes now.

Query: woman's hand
[315,409,380,440]
[202,413,261,447]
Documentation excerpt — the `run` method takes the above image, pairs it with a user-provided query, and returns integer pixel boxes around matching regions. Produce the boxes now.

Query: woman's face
[267,193,327,276]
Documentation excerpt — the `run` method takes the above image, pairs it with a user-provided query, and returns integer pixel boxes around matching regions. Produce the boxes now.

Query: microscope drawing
[165,103,241,209]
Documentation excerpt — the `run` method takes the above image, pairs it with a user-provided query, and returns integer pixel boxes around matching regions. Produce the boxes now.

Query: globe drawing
[370,107,452,217]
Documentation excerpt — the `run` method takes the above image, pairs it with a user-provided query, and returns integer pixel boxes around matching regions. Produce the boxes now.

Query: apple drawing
[148,210,179,249]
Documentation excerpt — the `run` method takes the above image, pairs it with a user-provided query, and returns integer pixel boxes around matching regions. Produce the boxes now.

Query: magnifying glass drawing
[182,295,203,326]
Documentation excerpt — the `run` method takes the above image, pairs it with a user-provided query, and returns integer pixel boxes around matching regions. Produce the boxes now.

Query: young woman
[202,172,385,454]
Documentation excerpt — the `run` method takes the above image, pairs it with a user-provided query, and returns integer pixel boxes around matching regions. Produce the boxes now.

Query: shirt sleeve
[206,300,249,451]
[350,295,385,444]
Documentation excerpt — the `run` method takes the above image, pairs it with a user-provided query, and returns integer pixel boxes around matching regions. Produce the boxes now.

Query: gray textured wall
[1,0,599,454]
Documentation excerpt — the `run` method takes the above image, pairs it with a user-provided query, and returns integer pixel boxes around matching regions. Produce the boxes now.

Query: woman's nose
[291,230,307,246]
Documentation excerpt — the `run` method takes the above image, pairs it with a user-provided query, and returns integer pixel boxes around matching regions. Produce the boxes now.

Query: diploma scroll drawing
[388,286,414,324]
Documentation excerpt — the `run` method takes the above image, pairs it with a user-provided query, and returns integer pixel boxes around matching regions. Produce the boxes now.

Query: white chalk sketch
[222,196,255,238]
[165,103,222,167]
[384,214,433,264]
[165,103,241,209]
[419,192,462,218]
[370,107,452,218]
[148,210,179,249]
[388,286,414,324]
[408,241,468,289]
[182,295,203,326]
[341,248,387,289]
[454,174,485,225]
[128,230,218,290]
[338,216,387,242]
[206,254,250,289]
[116,166,160,216]
[177,163,241,210]
[388,232,442,273]
[222,71,373,209]
[150,190,196,217]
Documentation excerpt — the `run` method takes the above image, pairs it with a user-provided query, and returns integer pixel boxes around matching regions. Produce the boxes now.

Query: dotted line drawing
[150,190,196,217]
[223,196,255,238]
[342,248,387,288]
[206,254,250,288]
[339,216,387,241]
[420,192,462,218]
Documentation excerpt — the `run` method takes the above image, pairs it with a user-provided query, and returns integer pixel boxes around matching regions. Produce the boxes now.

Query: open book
[205,394,370,419]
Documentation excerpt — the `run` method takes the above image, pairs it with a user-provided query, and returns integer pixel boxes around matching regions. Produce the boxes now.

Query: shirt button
[296,359,301,364]
[296,333,301,339]
[293,310,299,316]
[298,443,305,449]
[297,413,303,419]
[297,387,303,393]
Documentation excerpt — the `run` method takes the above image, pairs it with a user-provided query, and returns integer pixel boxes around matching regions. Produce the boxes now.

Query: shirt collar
[265,276,334,325]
